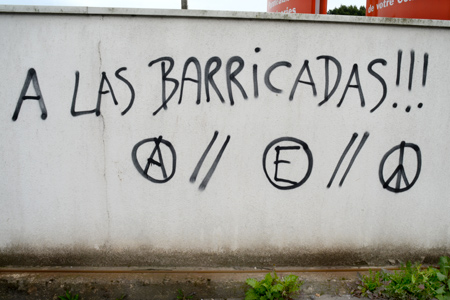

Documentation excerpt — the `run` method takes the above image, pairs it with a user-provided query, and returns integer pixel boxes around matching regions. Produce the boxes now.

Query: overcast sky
[0,0,367,11]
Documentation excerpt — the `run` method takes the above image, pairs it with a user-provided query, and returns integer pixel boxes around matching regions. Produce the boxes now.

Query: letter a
[12,68,48,121]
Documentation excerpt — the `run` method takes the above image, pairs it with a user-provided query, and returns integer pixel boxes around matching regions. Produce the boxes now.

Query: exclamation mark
[408,50,414,91]
[393,50,428,113]
[396,50,402,86]
[422,53,429,87]
[396,50,429,90]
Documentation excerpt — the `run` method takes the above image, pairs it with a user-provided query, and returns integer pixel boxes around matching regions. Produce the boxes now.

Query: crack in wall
[97,40,102,74]
[97,34,110,247]
[100,114,111,247]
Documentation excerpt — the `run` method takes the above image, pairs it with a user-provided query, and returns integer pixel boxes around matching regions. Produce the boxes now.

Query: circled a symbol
[379,141,421,193]
[132,136,176,183]
[262,137,313,190]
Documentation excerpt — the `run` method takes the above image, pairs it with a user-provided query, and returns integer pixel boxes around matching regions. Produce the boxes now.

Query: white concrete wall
[1,6,450,265]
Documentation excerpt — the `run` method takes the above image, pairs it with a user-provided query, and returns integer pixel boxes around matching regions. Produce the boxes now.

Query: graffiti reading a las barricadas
[10,49,429,193]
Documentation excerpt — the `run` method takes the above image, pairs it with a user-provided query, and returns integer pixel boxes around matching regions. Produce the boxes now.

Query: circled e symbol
[262,137,313,190]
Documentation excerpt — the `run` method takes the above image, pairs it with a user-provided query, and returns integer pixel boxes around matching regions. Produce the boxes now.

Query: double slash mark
[190,131,231,190]
[327,132,370,188]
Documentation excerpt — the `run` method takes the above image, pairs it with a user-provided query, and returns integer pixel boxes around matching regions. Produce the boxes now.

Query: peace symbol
[379,141,421,193]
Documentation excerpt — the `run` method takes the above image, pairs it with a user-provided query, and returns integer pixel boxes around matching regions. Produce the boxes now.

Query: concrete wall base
[0,267,382,299]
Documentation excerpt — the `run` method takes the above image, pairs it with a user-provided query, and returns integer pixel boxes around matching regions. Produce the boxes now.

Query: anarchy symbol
[132,136,176,183]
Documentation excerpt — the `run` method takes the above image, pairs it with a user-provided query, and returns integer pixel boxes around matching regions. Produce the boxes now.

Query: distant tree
[327,5,366,16]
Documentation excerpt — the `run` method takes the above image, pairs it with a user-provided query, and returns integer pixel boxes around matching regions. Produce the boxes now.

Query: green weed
[435,256,450,300]
[384,261,441,299]
[245,272,303,300]
[176,288,195,300]
[58,291,79,300]
[353,269,390,299]
[353,256,450,299]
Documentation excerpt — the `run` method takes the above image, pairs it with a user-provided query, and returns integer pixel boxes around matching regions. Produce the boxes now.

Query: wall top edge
[1,4,450,28]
